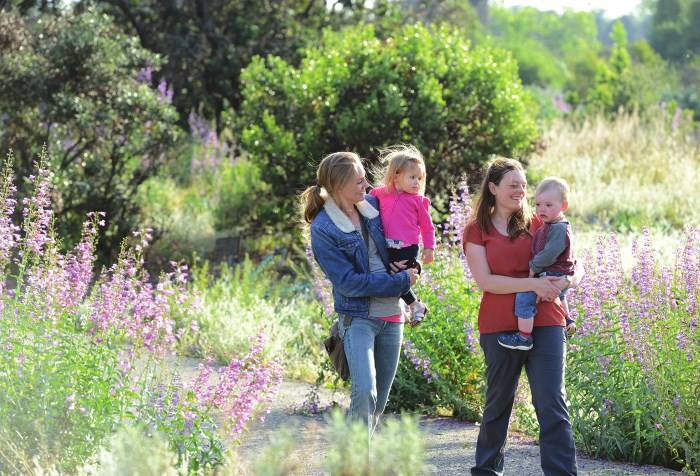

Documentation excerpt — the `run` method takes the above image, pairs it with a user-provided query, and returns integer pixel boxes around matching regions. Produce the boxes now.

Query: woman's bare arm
[465,242,561,299]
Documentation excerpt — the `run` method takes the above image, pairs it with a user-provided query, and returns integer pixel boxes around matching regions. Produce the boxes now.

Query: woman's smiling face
[337,164,369,205]
[489,169,527,213]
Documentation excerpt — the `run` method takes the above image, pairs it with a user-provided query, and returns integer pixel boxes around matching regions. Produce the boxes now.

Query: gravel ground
[171,358,682,475]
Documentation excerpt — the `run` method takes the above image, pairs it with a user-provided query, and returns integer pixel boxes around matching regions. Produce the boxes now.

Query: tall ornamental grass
[0,151,282,474]
[527,109,700,230]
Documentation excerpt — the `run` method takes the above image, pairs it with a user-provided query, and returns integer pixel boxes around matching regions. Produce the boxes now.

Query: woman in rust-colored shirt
[463,158,580,476]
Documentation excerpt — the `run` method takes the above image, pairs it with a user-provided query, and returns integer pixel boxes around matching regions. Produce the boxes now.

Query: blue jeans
[515,272,570,319]
[338,316,403,438]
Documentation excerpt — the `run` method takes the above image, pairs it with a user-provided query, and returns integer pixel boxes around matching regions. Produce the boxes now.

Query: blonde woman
[301,152,419,438]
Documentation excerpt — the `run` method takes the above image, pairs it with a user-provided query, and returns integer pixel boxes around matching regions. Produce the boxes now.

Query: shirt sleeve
[369,185,386,199]
[462,220,484,253]
[418,196,436,249]
[530,222,569,274]
[311,224,411,298]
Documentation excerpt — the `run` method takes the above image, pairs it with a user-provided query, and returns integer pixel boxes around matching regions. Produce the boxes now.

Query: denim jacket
[310,193,411,318]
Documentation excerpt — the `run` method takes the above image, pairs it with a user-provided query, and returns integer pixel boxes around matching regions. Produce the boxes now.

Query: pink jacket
[369,185,436,249]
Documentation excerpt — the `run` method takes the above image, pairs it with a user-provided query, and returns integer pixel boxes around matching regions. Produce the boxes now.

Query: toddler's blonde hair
[378,144,426,195]
[536,177,570,203]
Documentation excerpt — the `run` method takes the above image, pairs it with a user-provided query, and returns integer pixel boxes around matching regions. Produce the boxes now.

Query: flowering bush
[0,151,282,472]
[562,229,699,471]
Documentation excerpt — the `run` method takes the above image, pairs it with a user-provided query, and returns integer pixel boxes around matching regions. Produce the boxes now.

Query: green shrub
[213,159,271,235]
[238,22,537,227]
[0,9,180,260]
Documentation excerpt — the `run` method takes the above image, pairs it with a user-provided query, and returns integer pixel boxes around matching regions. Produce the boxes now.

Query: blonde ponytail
[301,184,325,224]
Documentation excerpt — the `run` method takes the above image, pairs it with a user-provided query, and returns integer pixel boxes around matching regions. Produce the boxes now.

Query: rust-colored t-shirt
[463,215,567,334]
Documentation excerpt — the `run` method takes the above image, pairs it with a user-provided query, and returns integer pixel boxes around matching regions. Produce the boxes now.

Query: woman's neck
[335,196,357,217]
[491,207,513,224]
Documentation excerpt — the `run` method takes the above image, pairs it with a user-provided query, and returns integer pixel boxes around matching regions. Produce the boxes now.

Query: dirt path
[170,358,681,475]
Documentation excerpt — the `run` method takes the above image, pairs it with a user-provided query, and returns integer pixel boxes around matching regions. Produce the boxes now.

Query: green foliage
[649,0,700,62]
[0,9,180,260]
[581,21,679,114]
[238,22,537,229]
[388,249,484,420]
[136,175,216,268]
[179,258,327,380]
[485,7,602,89]
[213,159,271,234]
[87,425,183,476]
[95,0,345,126]
[0,305,131,472]
[323,410,429,476]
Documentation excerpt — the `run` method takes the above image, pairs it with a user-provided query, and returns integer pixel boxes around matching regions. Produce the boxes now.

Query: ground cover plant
[175,257,328,381]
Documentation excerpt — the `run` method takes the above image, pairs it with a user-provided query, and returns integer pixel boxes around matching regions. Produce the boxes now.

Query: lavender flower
[402,339,438,383]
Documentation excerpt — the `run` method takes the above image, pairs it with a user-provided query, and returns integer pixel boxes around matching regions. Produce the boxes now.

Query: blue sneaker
[497,332,533,351]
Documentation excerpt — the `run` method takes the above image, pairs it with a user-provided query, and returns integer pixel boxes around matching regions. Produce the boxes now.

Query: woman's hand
[548,276,569,292]
[532,276,561,301]
[388,260,408,273]
[389,260,419,285]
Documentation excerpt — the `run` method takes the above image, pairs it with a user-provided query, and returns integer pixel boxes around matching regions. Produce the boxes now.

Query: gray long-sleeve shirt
[530,220,575,275]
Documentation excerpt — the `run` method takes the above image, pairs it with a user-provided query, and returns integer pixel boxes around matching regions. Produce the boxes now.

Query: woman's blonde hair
[377,144,426,195]
[470,157,531,239]
[300,152,363,223]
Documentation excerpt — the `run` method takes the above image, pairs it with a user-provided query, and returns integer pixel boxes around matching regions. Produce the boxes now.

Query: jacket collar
[323,196,379,233]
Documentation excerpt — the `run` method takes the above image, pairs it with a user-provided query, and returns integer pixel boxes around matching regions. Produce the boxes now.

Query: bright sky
[495,0,644,18]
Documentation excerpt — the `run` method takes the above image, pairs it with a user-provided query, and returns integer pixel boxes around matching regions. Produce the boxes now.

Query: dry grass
[528,110,700,231]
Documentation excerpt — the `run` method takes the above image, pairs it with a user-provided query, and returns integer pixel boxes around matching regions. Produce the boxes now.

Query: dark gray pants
[471,326,577,476]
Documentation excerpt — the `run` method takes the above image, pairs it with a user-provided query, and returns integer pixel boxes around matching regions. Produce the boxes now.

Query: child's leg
[388,245,420,306]
[559,289,575,333]
[514,291,537,336]
[498,291,536,350]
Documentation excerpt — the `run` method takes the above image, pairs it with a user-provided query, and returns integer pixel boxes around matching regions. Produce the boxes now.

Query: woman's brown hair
[471,157,531,239]
[300,152,362,223]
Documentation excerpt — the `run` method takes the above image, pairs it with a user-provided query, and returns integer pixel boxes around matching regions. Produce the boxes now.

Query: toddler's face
[535,189,567,222]
[396,164,424,194]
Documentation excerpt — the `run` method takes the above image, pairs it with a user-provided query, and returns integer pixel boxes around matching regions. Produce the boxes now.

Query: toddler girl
[370,145,435,323]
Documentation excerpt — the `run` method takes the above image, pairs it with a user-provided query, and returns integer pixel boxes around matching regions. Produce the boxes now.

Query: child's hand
[422,248,434,264]
[528,269,535,278]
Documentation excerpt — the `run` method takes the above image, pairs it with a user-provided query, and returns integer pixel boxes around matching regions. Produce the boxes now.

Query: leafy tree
[391,0,481,30]
[0,9,180,259]
[583,21,679,114]
[236,23,537,230]
[649,0,692,61]
[485,7,602,89]
[77,0,357,129]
